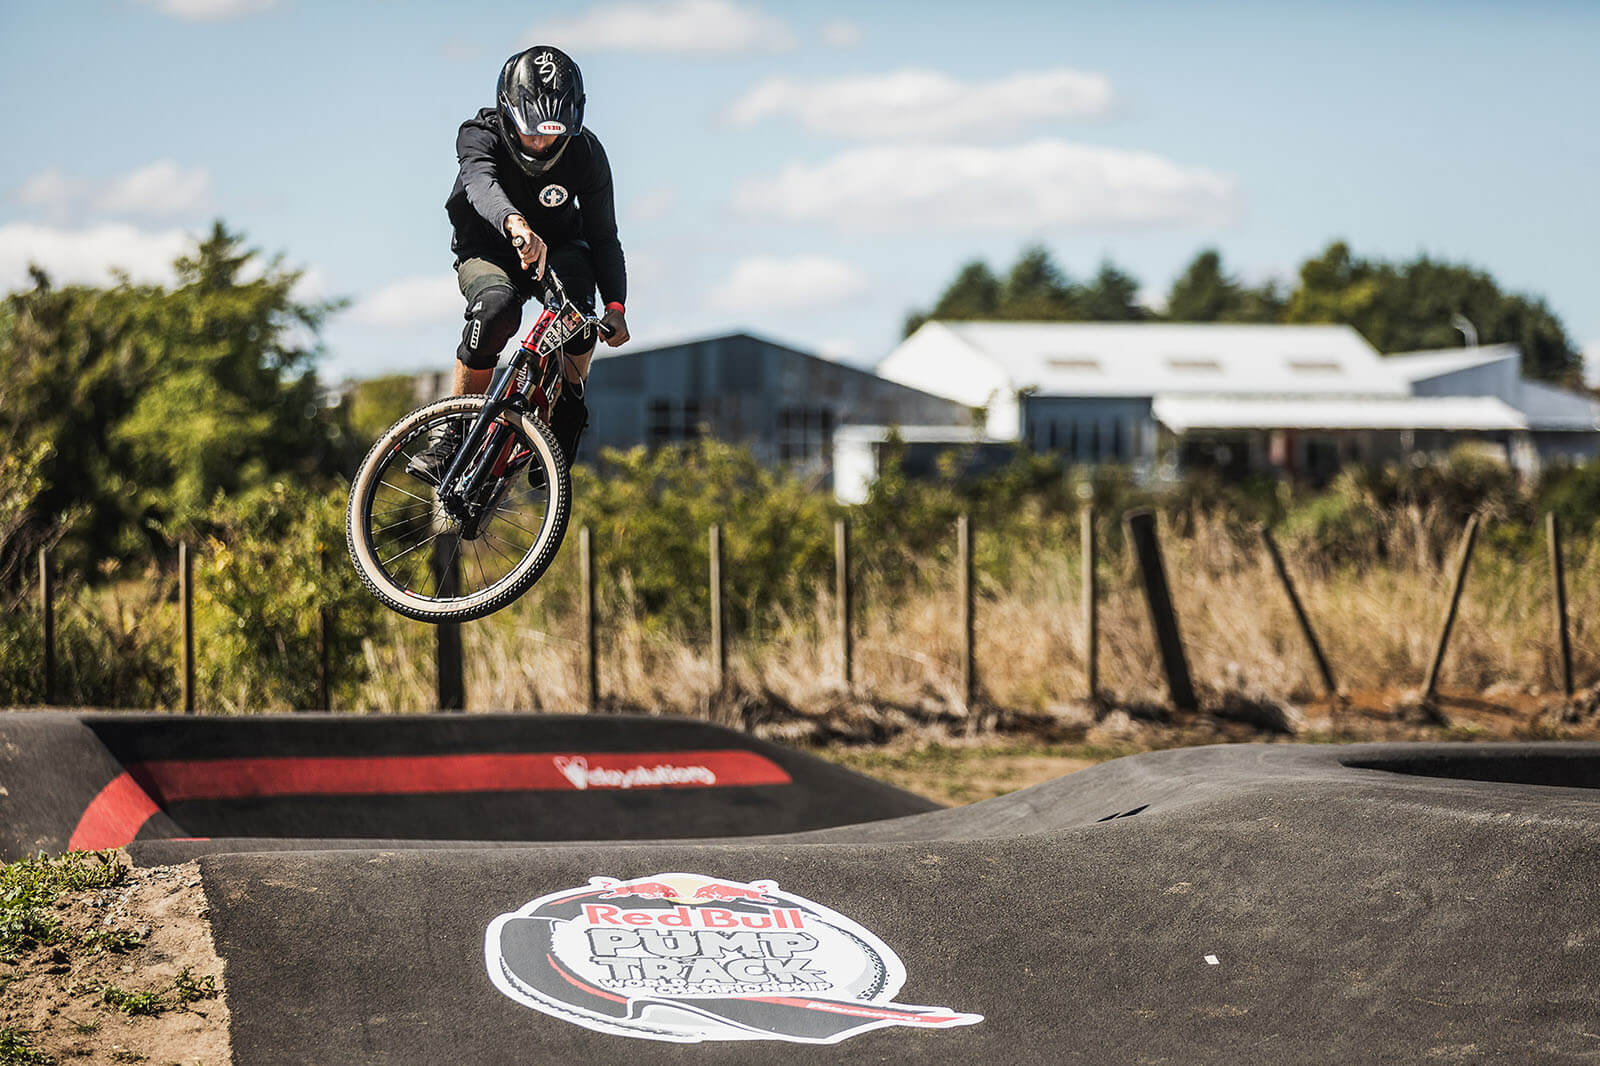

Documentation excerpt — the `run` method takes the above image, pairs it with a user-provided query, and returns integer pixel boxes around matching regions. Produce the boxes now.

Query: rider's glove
[600,303,629,347]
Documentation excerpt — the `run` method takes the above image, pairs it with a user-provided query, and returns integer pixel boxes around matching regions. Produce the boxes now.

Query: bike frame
[436,271,608,531]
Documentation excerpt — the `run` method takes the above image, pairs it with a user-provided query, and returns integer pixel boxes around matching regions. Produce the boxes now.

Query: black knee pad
[561,320,596,358]
[457,284,522,370]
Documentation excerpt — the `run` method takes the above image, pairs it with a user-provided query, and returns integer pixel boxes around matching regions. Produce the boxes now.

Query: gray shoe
[405,422,462,485]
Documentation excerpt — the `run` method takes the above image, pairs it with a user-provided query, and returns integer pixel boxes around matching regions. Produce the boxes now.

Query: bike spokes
[363,411,558,601]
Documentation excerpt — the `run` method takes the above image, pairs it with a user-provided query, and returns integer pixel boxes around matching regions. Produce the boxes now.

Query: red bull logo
[484,872,983,1044]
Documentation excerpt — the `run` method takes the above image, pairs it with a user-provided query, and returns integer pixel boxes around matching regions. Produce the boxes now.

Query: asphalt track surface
[4,711,1599,1064]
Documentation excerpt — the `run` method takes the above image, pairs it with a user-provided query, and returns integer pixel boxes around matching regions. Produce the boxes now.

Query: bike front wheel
[346,394,570,623]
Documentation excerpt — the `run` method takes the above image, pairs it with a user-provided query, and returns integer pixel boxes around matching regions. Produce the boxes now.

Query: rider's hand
[600,304,629,347]
[504,214,547,278]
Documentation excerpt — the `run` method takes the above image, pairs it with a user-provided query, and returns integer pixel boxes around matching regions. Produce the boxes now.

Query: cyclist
[411,45,630,482]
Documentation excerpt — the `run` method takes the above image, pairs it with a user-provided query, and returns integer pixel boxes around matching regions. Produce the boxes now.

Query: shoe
[405,422,463,485]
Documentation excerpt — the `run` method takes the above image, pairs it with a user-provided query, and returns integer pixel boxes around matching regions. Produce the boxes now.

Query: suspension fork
[438,361,521,520]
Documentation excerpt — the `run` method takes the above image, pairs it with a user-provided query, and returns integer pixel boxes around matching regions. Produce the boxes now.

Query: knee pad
[561,320,596,358]
[457,284,522,370]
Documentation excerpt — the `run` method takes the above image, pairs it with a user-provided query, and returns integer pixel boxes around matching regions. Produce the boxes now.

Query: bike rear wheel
[346,395,570,623]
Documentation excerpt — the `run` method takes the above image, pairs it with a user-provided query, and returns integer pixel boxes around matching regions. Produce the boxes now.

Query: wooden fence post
[1125,509,1197,711]
[433,533,465,711]
[709,523,725,694]
[1081,507,1098,703]
[835,519,852,686]
[179,541,195,715]
[1423,514,1480,700]
[38,547,55,706]
[1259,526,1338,697]
[315,545,331,712]
[1548,512,1573,698]
[958,513,975,710]
[581,525,598,711]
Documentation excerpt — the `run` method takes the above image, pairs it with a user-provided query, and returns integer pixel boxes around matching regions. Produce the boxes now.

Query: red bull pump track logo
[484,872,983,1044]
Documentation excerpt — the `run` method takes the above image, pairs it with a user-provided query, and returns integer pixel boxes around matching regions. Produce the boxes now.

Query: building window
[648,398,705,447]
[777,406,834,462]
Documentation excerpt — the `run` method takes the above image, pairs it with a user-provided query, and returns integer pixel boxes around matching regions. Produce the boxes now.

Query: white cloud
[735,140,1237,232]
[726,68,1112,140]
[14,169,78,214]
[0,222,190,289]
[708,255,869,312]
[534,0,794,55]
[12,161,213,220]
[346,275,463,328]
[819,19,861,47]
[98,160,214,217]
[627,188,678,222]
[138,0,278,19]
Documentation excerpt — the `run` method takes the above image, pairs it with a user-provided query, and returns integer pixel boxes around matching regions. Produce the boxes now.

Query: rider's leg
[542,243,600,469]
[409,260,528,482]
[454,258,526,394]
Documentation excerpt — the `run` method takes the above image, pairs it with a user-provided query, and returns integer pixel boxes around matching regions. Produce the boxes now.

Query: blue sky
[1,0,1595,381]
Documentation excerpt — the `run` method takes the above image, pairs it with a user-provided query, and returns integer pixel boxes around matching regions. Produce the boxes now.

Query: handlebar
[536,267,615,340]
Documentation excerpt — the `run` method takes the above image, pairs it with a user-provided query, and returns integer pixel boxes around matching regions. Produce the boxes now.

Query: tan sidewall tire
[345,395,569,623]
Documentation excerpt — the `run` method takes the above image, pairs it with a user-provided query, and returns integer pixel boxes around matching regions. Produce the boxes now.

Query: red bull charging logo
[484,872,983,1044]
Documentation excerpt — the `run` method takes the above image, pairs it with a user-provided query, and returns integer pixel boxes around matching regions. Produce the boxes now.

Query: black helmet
[496,46,585,176]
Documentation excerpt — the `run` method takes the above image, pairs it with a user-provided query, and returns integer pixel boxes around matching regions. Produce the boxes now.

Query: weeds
[0,1027,53,1066]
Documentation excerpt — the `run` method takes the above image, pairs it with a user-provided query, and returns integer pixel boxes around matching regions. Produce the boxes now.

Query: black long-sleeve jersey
[446,108,627,307]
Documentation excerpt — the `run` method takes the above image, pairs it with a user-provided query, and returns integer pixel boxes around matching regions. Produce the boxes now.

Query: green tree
[0,222,350,576]
[903,260,1002,336]
[1164,248,1285,322]
[1286,241,1581,383]
[998,246,1079,319]
[1077,260,1150,321]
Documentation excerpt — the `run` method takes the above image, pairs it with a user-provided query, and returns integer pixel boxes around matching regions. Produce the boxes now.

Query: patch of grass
[170,968,217,1005]
[0,851,127,961]
[79,928,145,956]
[108,1051,147,1063]
[0,1026,53,1066]
[70,1019,99,1035]
[95,984,167,1017]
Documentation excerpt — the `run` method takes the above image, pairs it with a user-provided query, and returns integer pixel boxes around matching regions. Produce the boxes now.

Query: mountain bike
[345,270,609,623]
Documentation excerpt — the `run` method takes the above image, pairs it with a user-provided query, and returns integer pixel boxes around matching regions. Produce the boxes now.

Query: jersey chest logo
[539,184,569,208]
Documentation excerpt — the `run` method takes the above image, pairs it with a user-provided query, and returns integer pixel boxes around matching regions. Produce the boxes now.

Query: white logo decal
[486,873,984,1044]
[469,319,482,348]
[552,755,715,790]
[533,50,559,85]
[536,120,567,136]
[539,184,569,208]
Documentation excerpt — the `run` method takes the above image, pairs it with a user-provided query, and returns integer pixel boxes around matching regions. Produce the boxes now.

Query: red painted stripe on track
[70,750,791,850]
[69,773,161,851]
[750,996,964,1024]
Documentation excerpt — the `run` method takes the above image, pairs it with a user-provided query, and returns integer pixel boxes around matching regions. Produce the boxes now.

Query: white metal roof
[1385,345,1518,383]
[1152,394,1530,433]
[920,321,1413,398]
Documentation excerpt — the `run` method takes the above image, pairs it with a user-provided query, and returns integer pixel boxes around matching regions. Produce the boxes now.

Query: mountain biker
[411,45,630,482]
